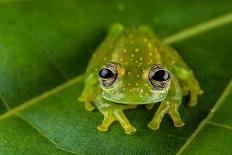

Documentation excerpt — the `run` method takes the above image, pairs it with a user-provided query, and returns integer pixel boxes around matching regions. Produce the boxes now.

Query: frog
[79,23,203,134]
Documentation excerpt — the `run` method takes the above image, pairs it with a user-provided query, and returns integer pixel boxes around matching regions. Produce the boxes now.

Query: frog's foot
[148,101,184,130]
[84,102,95,111]
[78,97,95,111]
[181,77,203,107]
[97,105,137,134]
[97,111,116,132]
[188,87,203,107]
[181,84,190,96]
[145,104,155,110]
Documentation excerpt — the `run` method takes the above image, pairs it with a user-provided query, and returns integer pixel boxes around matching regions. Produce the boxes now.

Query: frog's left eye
[98,63,118,88]
[148,65,171,90]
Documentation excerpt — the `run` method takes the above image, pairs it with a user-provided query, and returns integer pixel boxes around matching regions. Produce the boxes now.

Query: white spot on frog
[144,38,148,43]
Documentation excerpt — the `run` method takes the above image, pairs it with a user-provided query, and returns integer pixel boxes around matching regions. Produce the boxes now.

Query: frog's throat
[101,92,168,105]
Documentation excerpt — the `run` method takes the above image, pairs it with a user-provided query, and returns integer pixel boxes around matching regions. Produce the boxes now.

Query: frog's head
[98,62,171,104]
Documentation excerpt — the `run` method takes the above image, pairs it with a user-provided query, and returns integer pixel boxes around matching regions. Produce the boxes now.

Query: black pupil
[99,68,114,79]
[151,70,169,81]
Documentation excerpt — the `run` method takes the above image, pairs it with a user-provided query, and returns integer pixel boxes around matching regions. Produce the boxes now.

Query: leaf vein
[17,27,69,80]
[0,94,10,111]
[207,121,232,130]
[163,12,232,44]
[177,79,232,155]
[0,74,85,121]
[16,114,80,155]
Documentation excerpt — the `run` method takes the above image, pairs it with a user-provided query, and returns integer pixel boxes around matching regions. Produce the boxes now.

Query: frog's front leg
[78,73,97,111]
[95,96,137,134]
[148,78,185,130]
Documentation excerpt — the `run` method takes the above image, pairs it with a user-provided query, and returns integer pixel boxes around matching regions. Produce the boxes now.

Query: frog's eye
[98,63,118,88]
[148,65,171,90]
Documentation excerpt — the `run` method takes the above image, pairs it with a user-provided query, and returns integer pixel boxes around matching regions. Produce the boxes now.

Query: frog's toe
[174,120,185,127]
[97,111,115,133]
[170,111,185,127]
[84,102,95,111]
[125,126,137,135]
[188,86,203,107]
[188,100,197,107]
[97,124,109,132]
[148,121,160,130]
[188,92,199,107]
[182,86,190,96]
[113,110,137,134]
[169,107,185,128]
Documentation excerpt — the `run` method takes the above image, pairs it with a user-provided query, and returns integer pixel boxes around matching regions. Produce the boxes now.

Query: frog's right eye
[98,63,118,88]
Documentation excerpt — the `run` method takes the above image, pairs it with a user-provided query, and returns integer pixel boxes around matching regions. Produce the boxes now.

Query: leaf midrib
[0,11,232,154]
[0,74,86,121]
[163,12,232,44]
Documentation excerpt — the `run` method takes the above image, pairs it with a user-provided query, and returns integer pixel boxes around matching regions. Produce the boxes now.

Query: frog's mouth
[102,90,168,104]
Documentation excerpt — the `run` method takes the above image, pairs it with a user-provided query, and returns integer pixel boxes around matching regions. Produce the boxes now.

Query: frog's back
[86,24,189,74]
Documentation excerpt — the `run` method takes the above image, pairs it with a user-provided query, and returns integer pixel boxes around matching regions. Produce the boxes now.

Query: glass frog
[79,23,203,134]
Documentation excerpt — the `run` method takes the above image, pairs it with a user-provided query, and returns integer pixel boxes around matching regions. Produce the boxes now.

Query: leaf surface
[0,0,232,154]
[178,80,232,155]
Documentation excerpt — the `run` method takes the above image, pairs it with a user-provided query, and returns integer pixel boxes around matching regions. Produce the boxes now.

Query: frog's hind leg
[95,96,137,134]
[148,78,185,130]
[173,66,203,107]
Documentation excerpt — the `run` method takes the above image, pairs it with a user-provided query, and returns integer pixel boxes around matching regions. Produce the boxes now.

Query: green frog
[79,23,203,134]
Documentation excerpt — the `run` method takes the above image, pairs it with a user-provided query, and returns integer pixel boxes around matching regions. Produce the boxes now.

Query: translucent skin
[79,24,203,134]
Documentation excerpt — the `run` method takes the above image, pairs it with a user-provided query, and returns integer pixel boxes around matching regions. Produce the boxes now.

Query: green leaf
[177,80,232,155]
[0,116,70,155]
[0,0,232,154]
